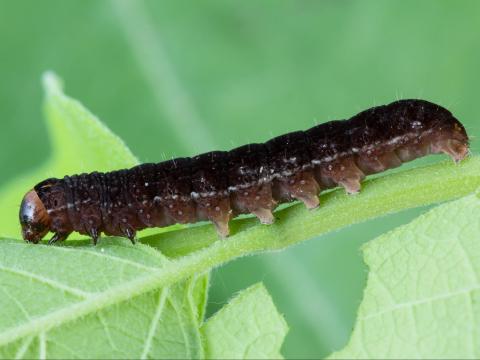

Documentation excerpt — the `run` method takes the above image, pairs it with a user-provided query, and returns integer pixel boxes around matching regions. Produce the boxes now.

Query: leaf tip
[42,71,64,96]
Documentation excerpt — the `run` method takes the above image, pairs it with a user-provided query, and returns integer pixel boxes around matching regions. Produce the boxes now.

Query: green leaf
[0,239,206,359]
[0,239,288,358]
[0,72,138,238]
[329,193,480,359]
[201,283,288,359]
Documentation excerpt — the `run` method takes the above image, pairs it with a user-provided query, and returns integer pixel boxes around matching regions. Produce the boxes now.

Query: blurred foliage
[1,1,479,357]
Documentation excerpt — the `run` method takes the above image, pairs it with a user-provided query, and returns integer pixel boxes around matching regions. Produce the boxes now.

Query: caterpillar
[19,99,469,245]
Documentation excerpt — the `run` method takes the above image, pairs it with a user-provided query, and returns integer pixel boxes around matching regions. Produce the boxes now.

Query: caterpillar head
[19,190,51,243]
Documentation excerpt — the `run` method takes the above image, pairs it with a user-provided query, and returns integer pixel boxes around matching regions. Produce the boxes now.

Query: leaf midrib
[0,265,89,298]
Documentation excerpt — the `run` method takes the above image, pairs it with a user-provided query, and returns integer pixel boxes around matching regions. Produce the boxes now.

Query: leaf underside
[330,193,480,359]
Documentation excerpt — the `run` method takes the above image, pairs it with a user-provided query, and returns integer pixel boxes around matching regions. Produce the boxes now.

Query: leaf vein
[0,265,90,298]
[14,336,33,360]
[360,284,480,321]
[140,287,169,359]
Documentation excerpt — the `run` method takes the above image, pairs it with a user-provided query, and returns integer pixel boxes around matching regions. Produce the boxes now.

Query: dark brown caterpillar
[19,99,469,245]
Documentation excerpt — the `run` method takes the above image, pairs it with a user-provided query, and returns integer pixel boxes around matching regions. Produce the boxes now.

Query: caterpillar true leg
[48,232,70,245]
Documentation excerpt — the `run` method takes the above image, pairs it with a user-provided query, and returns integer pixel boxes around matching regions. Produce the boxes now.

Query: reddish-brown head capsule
[19,190,51,243]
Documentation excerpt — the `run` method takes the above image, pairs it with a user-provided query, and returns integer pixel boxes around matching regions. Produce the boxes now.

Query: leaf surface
[202,283,288,359]
[0,238,289,358]
[0,239,205,359]
[330,193,480,358]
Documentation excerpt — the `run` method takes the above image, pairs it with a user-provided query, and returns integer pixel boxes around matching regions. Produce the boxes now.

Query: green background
[0,1,478,358]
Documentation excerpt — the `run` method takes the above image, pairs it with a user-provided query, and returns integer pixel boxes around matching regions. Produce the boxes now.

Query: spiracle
[19,99,470,245]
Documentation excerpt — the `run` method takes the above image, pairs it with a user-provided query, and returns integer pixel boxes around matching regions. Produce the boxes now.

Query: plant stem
[143,156,480,258]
